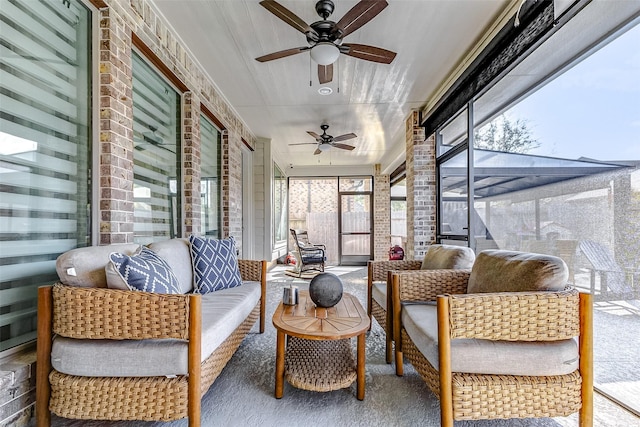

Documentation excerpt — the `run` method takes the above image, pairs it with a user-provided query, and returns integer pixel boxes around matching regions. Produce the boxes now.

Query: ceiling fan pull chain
[309,55,312,87]
[337,57,340,93]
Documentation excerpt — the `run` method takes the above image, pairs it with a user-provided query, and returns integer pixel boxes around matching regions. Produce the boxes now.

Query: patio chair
[367,244,475,363]
[289,229,326,277]
[579,240,637,300]
[391,250,593,426]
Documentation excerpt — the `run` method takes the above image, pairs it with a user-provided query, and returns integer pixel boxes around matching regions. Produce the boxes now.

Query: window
[390,178,406,248]
[435,4,640,414]
[471,19,640,413]
[132,52,181,244]
[437,109,470,244]
[273,163,287,243]
[0,0,92,353]
[200,115,220,237]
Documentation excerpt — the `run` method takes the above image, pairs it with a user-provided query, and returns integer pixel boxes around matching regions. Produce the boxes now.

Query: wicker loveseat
[391,249,593,426]
[36,238,267,427]
[367,244,475,363]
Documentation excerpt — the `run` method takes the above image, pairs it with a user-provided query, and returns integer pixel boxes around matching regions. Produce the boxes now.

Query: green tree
[474,114,540,153]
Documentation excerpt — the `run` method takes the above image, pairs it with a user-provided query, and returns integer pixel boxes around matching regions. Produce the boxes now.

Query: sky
[508,22,640,162]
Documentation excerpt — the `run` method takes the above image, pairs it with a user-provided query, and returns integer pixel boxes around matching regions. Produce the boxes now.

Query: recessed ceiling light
[318,87,333,96]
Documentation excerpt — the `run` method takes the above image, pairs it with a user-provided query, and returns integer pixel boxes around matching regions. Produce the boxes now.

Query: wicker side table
[273,291,370,400]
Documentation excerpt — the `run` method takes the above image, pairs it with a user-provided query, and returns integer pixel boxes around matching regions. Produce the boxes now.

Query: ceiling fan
[289,124,357,155]
[256,0,396,84]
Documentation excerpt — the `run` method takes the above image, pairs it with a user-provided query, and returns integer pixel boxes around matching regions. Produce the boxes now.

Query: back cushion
[189,235,242,294]
[467,250,568,294]
[56,243,140,288]
[421,244,475,270]
[147,238,193,294]
[106,246,181,294]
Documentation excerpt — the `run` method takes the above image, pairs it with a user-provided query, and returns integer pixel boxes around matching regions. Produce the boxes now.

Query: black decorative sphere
[309,273,343,308]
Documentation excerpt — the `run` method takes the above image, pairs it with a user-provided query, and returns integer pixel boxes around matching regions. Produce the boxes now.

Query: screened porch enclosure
[288,177,372,266]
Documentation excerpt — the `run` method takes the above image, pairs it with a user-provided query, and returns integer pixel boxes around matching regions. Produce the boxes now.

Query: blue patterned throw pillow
[189,235,242,293]
[109,246,181,294]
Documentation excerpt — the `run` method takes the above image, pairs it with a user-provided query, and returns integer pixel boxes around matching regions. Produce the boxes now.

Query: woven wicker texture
[52,283,190,340]
[371,299,387,332]
[396,270,470,301]
[369,260,422,282]
[238,259,263,282]
[448,288,580,341]
[49,371,188,421]
[400,330,583,420]
[284,337,356,392]
[49,302,260,421]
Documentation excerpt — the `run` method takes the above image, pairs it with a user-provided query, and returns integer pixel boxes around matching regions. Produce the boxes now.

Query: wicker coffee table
[272,291,370,400]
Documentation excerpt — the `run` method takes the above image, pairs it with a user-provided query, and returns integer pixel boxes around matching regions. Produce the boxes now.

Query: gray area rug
[45,266,632,427]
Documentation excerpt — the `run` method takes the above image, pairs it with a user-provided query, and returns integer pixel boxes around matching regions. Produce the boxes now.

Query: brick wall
[405,112,436,260]
[98,0,255,245]
[98,6,134,244]
[373,164,391,260]
[182,92,202,236]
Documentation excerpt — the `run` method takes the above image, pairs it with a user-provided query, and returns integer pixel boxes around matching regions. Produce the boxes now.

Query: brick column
[221,130,243,252]
[373,164,390,260]
[405,111,436,260]
[98,8,134,244]
[183,92,201,236]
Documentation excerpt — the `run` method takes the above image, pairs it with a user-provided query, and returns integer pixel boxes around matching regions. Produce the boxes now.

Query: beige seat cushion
[467,250,568,294]
[56,243,140,288]
[402,303,579,376]
[51,281,261,377]
[372,282,387,308]
[421,244,475,270]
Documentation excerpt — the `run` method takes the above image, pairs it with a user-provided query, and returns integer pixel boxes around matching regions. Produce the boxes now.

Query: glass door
[338,178,372,265]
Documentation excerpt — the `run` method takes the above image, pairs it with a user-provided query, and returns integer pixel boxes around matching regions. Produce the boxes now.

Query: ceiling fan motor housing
[315,0,335,19]
[320,124,332,141]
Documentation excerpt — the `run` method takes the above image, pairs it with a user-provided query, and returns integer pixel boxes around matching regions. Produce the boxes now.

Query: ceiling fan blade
[313,148,322,155]
[332,133,357,142]
[307,131,321,140]
[341,43,396,64]
[318,63,334,84]
[332,143,356,151]
[259,0,314,35]
[256,46,309,62]
[334,0,388,38]
[289,142,317,146]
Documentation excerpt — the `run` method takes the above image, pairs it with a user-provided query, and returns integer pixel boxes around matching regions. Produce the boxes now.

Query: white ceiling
[151,0,511,172]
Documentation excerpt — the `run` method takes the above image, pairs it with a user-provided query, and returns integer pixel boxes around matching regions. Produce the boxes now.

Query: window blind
[132,52,180,244]
[0,0,91,352]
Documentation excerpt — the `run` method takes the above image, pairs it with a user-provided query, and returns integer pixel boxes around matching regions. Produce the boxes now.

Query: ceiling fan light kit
[310,42,340,65]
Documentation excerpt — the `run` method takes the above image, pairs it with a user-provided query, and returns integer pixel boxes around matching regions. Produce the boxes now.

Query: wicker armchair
[367,244,475,363]
[391,250,593,426]
[367,259,421,362]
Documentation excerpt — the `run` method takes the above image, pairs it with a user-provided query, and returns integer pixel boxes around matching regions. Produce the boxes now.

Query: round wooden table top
[273,291,370,340]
